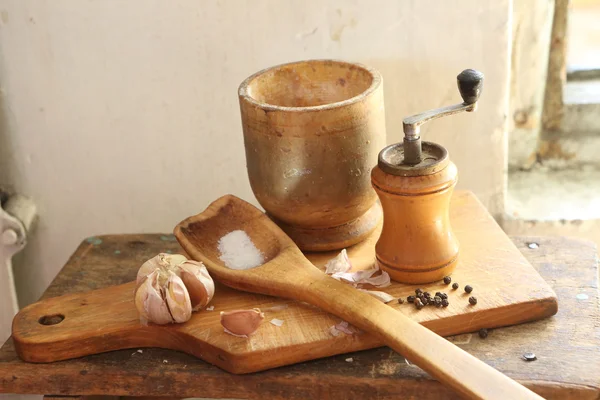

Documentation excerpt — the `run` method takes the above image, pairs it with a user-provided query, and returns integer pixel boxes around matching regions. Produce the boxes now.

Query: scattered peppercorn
[398,298,404,304]
[452,282,459,290]
[469,296,477,305]
[440,293,448,300]
[407,295,415,303]
[443,276,452,284]
[464,285,473,294]
[442,298,449,307]
[522,352,537,361]
[478,328,488,338]
[415,298,424,310]
[434,296,442,307]
[415,288,423,296]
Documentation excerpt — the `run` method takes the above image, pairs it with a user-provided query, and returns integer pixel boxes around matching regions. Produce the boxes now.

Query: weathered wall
[0,0,511,308]
[508,0,555,169]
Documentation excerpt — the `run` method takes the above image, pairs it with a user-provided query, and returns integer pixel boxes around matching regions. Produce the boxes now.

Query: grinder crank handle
[402,69,484,164]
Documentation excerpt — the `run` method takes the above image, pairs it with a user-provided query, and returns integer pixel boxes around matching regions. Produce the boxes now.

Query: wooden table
[0,235,598,400]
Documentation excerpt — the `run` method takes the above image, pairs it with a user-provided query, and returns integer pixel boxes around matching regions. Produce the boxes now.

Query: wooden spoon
[174,194,544,400]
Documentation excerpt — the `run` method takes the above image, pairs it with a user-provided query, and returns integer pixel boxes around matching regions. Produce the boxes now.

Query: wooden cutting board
[12,191,557,374]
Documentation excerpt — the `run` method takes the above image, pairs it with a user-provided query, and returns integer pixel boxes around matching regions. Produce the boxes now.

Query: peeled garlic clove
[134,269,173,325]
[165,271,192,323]
[220,308,264,336]
[137,253,187,284]
[178,260,215,311]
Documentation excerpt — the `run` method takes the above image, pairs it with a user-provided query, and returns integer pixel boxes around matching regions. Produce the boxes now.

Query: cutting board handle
[12,282,173,362]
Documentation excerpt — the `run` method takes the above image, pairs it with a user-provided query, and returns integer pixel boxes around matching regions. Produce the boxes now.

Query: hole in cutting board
[38,314,65,325]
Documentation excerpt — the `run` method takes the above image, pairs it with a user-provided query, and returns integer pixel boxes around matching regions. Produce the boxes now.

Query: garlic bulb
[134,253,215,325]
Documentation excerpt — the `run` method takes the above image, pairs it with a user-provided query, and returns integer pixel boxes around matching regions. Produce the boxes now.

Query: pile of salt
[218,230,264,270]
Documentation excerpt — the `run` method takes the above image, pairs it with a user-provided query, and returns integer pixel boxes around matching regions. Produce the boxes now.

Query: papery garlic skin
[179,260,215,311]
[136,253,187,285]
[134,269,174,325]
[325,249,352,275]
[220,308,264,336]
[165,271,192,323]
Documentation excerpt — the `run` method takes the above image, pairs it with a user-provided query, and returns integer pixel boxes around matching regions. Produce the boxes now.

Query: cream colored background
[0,0,510,314]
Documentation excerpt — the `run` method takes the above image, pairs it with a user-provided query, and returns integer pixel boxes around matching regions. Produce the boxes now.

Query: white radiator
[0,193,36,344]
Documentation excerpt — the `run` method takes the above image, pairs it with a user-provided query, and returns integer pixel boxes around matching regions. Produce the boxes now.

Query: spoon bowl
[175,195,321,298]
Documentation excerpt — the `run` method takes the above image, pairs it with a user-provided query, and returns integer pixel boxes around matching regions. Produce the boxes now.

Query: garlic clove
[134,269,174,325]
[220,308,264,336]
[137,253,187,285]
[165,271,192,323]
[178,260,215,311]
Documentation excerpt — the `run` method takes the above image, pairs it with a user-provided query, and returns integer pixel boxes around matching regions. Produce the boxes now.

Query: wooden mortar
[238,59,386,251]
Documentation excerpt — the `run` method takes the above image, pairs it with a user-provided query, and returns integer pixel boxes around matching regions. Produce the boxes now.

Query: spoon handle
[300,273,543,400]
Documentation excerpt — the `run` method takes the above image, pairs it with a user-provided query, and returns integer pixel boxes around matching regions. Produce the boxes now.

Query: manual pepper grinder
[371,69,484,284]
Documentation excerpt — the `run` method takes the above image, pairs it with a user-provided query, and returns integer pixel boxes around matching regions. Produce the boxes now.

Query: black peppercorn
[452,282,459,290]
[407,295,415,303]
[415,298,424,310]
[440,293,448,300]
[465,285,473,294]
[434,296,442,307]
[478,328,488,338]
[398,298,404,304]
[469,296,477,305]
[443,276,452,284]
[415,288,423,296]
[442,299,449,307]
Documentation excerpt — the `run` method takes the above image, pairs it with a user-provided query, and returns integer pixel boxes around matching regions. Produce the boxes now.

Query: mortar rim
[238,59,382,113]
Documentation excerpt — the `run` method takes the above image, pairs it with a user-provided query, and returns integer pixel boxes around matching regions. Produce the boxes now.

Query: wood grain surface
[0,236,598,399]
[11,192,556,377]
[172,193,543,399]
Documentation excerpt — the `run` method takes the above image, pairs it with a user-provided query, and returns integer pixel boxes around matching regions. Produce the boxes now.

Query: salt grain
[270,318,284,327]
[218,230,264,270]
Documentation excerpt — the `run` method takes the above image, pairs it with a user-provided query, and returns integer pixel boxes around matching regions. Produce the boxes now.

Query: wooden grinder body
[371,161,459,284]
